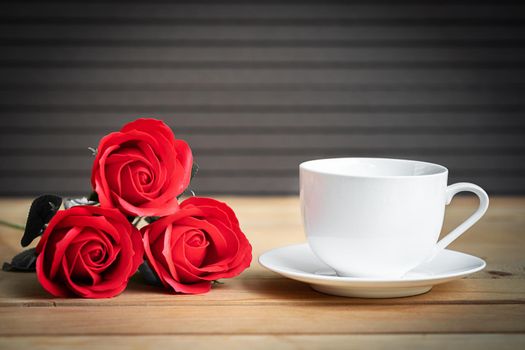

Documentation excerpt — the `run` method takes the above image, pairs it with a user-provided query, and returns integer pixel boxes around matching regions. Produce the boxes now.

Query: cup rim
[299,157,448,179]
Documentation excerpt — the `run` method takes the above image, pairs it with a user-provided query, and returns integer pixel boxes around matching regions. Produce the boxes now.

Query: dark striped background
[0,0,524,196]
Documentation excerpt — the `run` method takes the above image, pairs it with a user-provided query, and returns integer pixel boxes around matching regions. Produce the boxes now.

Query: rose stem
[0,219,25,231]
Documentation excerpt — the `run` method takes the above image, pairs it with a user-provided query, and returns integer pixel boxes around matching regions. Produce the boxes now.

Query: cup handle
[435,182,489,251]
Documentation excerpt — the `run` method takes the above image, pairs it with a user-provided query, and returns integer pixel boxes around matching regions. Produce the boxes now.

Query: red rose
[36,206,144,298]
[91,118,193,217]
[141,197,252,294]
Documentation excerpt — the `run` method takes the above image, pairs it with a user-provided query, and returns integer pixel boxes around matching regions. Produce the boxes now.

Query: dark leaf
[144,216,160,224]
[21,195,62,247]
[176,163,199,199]
[2,248,37,272]
[138,261,163,286]
[88,147,97,156]
[191,162,199,181]
[88,191,99,202]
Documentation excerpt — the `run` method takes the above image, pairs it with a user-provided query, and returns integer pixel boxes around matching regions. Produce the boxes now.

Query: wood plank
[1,196,523,249]
[1,304,524,335]
[1,196,523,284]
[0,195,522,328]
[1,334,525,350]
[0,274,523,307]
[1,196,523,257]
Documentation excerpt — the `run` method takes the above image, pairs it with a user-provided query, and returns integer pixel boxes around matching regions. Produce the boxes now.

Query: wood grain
[0,275,524,307]
[1,334,525,350]
[1,305,525,335]
[0,196,523,347]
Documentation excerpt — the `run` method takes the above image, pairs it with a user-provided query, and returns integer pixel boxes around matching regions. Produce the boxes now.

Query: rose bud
[36,206,144,298]
[91,118,193,217]
[141,197,252,294]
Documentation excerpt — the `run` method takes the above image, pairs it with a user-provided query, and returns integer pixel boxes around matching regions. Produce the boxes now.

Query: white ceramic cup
[300,158,489,278]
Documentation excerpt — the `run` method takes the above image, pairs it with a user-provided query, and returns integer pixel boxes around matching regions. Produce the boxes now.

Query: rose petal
[91,118,192,217]
[35,205,142,298]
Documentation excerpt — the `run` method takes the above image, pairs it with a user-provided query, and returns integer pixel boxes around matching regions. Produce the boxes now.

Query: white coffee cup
[300,158,489,278]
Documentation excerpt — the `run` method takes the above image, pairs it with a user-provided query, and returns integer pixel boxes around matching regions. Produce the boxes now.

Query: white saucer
[259,243,486,298]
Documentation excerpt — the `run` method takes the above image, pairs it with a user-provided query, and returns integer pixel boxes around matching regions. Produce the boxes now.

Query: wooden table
[0,197,524,349]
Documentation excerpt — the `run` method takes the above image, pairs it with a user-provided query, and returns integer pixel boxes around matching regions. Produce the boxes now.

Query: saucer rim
[258,243,486,284]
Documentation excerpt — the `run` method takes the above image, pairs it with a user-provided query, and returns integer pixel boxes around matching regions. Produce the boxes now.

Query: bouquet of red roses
[2,118,252,298]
